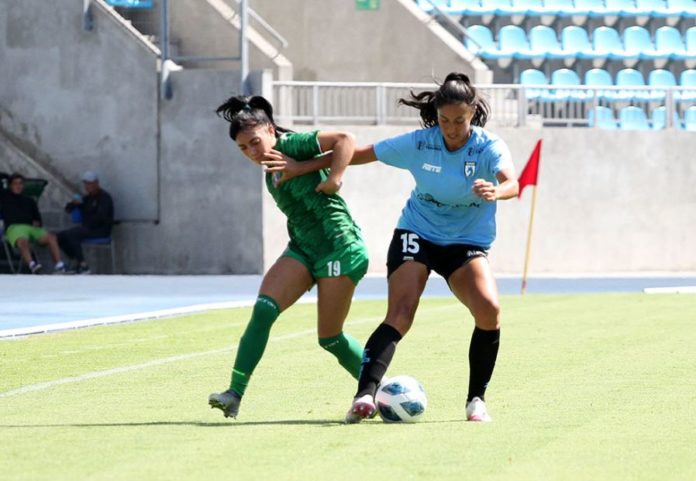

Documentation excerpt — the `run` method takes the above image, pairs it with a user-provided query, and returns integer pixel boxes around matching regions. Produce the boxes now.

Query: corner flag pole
[518,139,542,295]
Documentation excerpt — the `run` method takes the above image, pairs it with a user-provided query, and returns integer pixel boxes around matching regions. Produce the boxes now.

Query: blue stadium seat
[541,0,578,16]
[667,0,696,17]
[585,68,615,100]
[550,68,591,100]
[516,0,546,16]
[685,106,696,130]
[484,0,515,16]
[606,0,640,15]
[529,26,566,60]
[651,106,683,129]
[561,26,601,59]
[593,26,631,61]
[619,106,651,129]
[416,0,487,15]
[647,69,677,100]
[464,25,509,59]
[520,69,550,100]
[498,25,536,59]
[654,26,689,60]
[623,26,666,61]
[105,0,154,7]
[636,0,672,17]
[588,106,619,128]
[679,69,696,101]
[686,26,696,57]
[574,0,610,17]
[616,68,650,100]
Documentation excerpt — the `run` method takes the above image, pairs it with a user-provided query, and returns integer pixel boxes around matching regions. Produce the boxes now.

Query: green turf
[1,294,695,481]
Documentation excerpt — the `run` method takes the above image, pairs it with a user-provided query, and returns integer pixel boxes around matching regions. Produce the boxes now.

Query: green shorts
[5,224,48,247]
[282,240,369,286]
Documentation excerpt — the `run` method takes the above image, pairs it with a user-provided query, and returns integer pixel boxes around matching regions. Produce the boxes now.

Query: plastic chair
[606,0,640,15]
[105,0,154,8]
[679,69,696,101]
[561,25,599,59]
[574,0,609,16]
[636,0,672,17]
[22,178,48,202]
[70,208,116,274]
[520,69,550,100]
[623,26,665,61]
[592,26,630,60]
[529,25,565,60]
[666,0,696,17]
[616,68,650,100]
[0,213,18,274]
[686,26,696,56]
[498,25,536,59]
[541,0,577,16]
[654,26,689,60]
[619,106,651,129]
[465,25,505,58]
[514,0,545,16]
[647,69,677,100]
[588,106,619,128]
[550,68,590,101]
[585,68,615,100]
[651,106,682,129]
[685,106,696,130]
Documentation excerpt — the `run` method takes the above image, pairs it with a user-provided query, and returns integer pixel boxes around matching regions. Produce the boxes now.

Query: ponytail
[399,72,490,128]
[215,95,291,140]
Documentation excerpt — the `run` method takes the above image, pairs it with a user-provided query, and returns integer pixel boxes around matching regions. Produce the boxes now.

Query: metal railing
[273,81,696,128]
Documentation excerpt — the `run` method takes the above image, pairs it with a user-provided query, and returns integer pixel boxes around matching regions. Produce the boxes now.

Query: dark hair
[399,72,490,128]
[9,173,25,184]
[215,95,292,140]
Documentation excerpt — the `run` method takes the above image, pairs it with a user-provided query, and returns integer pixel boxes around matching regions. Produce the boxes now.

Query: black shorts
[386,229,488,281]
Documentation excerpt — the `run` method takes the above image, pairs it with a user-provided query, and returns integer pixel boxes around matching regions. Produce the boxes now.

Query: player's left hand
[261,150,301,185]
[472,178,497,202]
[315,177,343,195]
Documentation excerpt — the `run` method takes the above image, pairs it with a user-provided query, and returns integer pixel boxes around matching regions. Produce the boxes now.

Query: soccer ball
[375,375,427,423]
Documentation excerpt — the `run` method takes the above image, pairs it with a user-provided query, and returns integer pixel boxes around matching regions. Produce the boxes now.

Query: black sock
[355,323,403,398]
[467,327,500,403]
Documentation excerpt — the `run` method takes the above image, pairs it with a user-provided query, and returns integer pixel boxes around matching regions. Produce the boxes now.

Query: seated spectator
[0,173,66,274]
[58,170,114,274]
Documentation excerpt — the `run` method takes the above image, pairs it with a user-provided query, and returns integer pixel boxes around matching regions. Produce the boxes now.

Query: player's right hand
[261,150,301,185]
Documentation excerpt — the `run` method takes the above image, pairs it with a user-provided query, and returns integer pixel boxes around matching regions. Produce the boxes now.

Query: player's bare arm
[472,168,518,202]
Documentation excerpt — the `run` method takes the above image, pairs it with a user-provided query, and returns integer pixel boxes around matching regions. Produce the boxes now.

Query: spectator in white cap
[57,170,114,274]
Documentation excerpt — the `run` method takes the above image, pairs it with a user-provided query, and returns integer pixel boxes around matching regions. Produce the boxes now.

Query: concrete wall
[249,0,489,83]
[0,0,159,221]
[264,126,696,274]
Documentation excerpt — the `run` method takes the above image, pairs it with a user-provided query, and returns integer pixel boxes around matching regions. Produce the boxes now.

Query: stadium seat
[105,0,154,7]
[636,0,672,17]
[464,25,506,59]
[515,0,545,16]
[574,0,610,17]
[654,26,689,61]
[686,27,696,58]
[541,0,578,17]
[592,26,631,61]
[606,0,640,16]
[666,0,696,17]
[616,68,650,100]
[498,25,536,60]
[416,0,486,15]
[623,26,667,61]
[685,106,696,130]
[549,68,591,101]
[619,106,651,129]
[528,25,566,60]
[651,106,683,129]
[520,68,550,100]
[484,0,515,16]
[588,106,619,128]
[679,69,696,101]
[561,25,600,59]
[647,69,677,100]
[585,68,615,100]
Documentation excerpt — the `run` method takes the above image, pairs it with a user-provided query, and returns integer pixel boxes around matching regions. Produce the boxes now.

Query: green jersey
[267,131,363,260]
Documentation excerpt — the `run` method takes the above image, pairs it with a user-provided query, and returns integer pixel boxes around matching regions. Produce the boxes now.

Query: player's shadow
[0,420,346,428]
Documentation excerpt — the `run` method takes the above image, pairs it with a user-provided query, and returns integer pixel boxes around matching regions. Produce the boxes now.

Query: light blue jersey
[373,126,512,248]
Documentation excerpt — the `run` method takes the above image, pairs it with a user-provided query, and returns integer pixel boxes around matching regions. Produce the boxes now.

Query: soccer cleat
[344,394,376,424]
[466,396,492,422]
[208,390,242,418]
[29,262,43,274]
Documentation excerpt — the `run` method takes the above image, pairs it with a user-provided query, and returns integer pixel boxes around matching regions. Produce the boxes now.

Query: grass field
[1,293,695,481]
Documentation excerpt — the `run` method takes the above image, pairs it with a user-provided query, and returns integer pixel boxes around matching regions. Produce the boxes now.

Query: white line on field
[0,304,460,399]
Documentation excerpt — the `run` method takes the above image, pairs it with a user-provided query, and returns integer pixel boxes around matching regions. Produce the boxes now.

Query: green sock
[319,332,364,380]
[229,295,280,397]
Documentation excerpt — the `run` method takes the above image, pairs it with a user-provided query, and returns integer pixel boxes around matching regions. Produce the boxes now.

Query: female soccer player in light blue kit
[345,73,519,423]
[267,72,519,422]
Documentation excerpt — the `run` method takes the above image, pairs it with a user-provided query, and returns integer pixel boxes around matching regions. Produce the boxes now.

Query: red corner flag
[518,139,542,198]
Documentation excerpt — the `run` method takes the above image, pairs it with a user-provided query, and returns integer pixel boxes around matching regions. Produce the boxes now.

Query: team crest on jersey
[464,161,476,177]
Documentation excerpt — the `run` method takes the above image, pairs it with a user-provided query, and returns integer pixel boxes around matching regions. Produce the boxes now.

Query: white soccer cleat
[466,396,492,422]
[344,394,376,424]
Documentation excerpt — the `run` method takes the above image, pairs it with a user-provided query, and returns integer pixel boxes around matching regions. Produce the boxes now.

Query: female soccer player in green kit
[208,95,369,419]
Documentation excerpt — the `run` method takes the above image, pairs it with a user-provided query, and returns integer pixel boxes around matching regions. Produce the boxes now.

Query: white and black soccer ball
[375,375,427,423]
